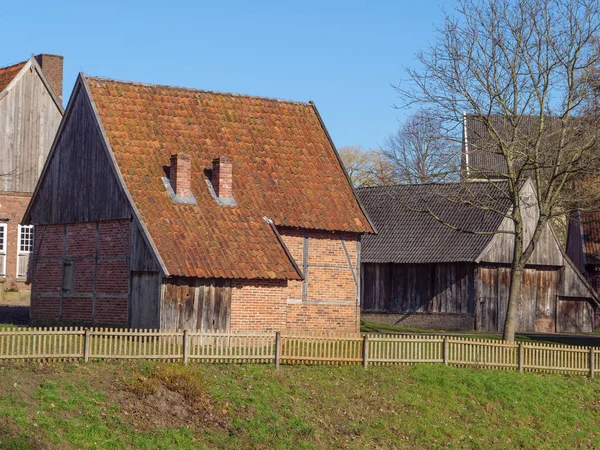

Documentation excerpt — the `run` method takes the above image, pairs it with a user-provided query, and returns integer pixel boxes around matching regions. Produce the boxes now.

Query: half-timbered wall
[158,229,361,333]
[30,220,131,327]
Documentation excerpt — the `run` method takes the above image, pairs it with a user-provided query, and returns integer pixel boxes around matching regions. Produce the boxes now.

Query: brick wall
[35,54,63,101]
[230,228,360,333]
[30,220,130,327]
[0,192,32,291]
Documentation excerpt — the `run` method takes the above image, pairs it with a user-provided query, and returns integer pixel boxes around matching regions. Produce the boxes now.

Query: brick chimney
[35,54,64,101]
[170,153,192,198]
[212,156,233,199]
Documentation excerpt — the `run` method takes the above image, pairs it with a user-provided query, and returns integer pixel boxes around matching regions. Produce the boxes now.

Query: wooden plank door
[129,272,160,329]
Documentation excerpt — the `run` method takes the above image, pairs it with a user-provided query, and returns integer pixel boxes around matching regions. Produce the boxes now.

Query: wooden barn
[357,180,599,333]
[23,74,374,332]
[0,55,63,290]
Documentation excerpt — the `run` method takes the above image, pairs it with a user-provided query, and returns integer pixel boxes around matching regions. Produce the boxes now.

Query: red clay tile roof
[581,211,600,265]
[0,61,26,93]
[85,76,371,279]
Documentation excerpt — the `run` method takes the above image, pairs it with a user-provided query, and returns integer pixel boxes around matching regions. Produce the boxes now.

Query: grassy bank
[0,360,599,449]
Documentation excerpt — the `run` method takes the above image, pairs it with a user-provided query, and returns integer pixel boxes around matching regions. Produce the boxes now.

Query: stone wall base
[362,312,475,331]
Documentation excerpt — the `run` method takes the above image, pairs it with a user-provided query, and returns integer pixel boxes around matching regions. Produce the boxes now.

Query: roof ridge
[85,75,311,106]
[357,180,507,190]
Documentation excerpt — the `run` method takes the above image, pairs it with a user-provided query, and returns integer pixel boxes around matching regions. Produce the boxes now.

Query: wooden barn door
[160,279,231,331]
[476,267,499,331]
[557,298,594,333]
[129,272,160,329]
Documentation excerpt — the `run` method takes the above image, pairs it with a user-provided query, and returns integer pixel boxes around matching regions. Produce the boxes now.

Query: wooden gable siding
[0,63,62,193]
[28,82,131,225]
[565,212,586,273]
[129,219,161,273]
[361,263,476,314]
[160,278,232,331]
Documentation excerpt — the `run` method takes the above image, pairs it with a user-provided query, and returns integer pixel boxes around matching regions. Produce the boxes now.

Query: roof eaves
[263,217,304,280]
[0,60,29,101]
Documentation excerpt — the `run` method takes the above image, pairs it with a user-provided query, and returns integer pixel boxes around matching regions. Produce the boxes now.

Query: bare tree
[382,110,460,183]
[338,145,395,187]
[398,0,600,340]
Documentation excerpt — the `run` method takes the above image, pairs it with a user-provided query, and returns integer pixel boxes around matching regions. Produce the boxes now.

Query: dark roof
[0,61,26,93]
[85,76,372,279]
[357,182,511,264]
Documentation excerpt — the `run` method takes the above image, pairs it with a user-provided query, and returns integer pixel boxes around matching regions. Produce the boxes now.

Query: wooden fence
[0,327,598,377]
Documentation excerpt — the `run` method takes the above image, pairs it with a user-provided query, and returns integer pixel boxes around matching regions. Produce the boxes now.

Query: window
[16,225,33,279]
[18,225,33,253]
[0,223,6,277]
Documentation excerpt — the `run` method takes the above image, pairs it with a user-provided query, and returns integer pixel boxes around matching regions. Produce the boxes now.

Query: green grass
[0,360,599,449]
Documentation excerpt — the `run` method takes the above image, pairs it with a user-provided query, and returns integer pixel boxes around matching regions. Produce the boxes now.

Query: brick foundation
[30,220,130,327]
[361,312,475,331]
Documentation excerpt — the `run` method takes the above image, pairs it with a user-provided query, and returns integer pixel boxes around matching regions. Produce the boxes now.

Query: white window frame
[0,223,6,278]
[16,225,33,279]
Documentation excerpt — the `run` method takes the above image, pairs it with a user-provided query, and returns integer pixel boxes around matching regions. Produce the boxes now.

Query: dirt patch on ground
[113,366,231,433]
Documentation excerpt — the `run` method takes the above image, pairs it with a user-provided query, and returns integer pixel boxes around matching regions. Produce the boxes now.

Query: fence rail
[0,327,598,376]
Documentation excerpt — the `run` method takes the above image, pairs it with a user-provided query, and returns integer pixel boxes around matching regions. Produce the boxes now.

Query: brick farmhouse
[0,55,63,290]
[23,74,374,332]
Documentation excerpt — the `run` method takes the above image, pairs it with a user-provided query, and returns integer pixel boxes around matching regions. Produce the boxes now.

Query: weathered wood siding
[361,263,475,314]
[479,181,563,266]
[565,212,585,273]
[129,219,161,272]
[0,62,62,193]
[476,266,559,332]
[129,272,160,329]
[28,82,131,224]
[557,298,594,333]
[160,278,231,331]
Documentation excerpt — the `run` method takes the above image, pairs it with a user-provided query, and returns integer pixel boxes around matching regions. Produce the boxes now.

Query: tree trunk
[503,213,525,342]
[502,263,524,341]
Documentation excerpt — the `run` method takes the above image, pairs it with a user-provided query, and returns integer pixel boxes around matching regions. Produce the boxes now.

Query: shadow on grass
[0,306,29,326]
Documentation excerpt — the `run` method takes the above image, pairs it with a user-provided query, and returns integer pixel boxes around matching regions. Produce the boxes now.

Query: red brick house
[23,74,374,332]
[0,55,63,291]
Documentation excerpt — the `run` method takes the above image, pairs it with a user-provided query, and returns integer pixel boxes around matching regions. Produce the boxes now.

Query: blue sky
[0,0,453,150]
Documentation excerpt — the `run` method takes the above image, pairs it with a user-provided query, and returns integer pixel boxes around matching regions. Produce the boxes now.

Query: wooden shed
[22,74,373,333]
[357,180,599,333]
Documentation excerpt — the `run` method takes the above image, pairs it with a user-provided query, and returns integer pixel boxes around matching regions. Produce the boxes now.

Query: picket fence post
[183,329,189,365]
[275,331,281,370]
[518,343,524,373]
[84,328,90,363]
[362,334,369,368]
[443,337,449,365]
